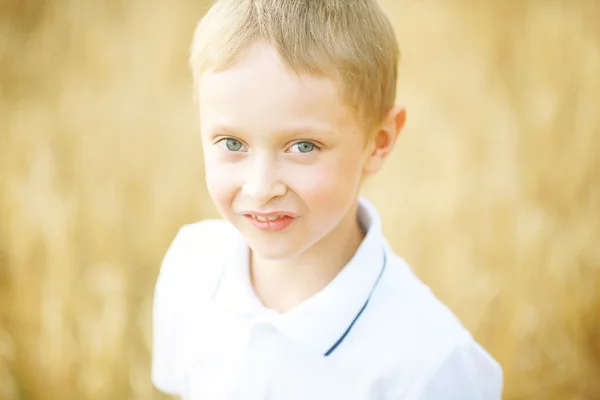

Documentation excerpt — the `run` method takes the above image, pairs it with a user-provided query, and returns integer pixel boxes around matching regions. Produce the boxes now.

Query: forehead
[197,42,358,135]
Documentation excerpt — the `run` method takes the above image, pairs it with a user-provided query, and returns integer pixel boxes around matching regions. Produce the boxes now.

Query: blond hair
[189,0,400,132]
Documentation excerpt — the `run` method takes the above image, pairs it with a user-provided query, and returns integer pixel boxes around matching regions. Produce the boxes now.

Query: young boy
[152,0,503,398]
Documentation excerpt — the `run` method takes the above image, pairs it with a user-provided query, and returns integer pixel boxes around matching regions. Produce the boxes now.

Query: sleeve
[151,227,188,396]
[414,338,504,400]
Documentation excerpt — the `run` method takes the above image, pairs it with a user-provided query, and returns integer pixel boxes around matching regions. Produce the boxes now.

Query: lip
[242,210,298,218]
[243,212,297,232]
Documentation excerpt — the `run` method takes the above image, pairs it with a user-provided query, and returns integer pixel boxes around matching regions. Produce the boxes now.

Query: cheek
[288,156,362,207]
[203,155,240,204]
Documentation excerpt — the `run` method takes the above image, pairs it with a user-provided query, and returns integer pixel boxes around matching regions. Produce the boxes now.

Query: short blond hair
[189,0,400,132]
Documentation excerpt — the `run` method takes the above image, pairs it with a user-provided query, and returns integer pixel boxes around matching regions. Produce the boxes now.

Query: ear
[363,104,406,175]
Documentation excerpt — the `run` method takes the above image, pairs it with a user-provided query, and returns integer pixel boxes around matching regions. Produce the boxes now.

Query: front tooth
[254,215,283,222]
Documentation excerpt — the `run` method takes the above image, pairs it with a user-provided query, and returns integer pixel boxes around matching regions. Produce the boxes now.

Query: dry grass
[1,0,599,399]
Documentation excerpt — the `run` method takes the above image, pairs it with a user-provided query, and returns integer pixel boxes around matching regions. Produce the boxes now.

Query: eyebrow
[209,125,337,138]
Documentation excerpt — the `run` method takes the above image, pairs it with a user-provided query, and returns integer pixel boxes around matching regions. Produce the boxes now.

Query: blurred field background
[1,0,599,399]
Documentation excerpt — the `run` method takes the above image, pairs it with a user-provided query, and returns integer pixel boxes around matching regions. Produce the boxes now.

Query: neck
[250,202,365,313]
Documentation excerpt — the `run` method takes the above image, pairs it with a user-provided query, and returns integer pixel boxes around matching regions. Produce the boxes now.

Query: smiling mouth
[251,215,287,222]
[244,214,296,232]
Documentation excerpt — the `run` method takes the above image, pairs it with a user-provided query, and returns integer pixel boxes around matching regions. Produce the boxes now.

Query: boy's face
[198,41,403,261]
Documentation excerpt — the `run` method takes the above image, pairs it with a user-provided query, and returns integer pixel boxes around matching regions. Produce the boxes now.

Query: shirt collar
[212,196,386,355]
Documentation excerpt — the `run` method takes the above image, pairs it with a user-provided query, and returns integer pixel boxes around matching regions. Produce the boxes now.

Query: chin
[248,240,301,261]
[246,238,305,261]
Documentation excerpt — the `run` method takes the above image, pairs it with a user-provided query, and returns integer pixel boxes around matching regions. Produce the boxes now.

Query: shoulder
[365,251,503,398]
[165,218,237,261]
[157,219,237,286]
[410,335,504,399]
[154,218,240,309]
[368,252,467,358]
[152,218,237,395]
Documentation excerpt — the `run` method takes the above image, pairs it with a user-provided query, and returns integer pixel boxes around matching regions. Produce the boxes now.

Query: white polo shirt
[152,197,503,399]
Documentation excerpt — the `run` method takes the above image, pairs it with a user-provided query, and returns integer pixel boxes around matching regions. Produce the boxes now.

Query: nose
[242,155,286,203]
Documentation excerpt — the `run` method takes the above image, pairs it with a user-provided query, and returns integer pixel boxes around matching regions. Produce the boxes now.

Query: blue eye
[218,138,247,152]
[289,141,318,153]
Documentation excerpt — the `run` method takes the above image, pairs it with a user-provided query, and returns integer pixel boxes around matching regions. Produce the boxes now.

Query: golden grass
[1,0,599,398]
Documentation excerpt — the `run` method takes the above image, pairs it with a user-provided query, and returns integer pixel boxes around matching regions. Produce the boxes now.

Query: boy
[152,0,504,398]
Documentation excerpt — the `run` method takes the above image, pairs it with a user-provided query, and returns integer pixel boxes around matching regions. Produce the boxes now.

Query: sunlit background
[1,0,600,399]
